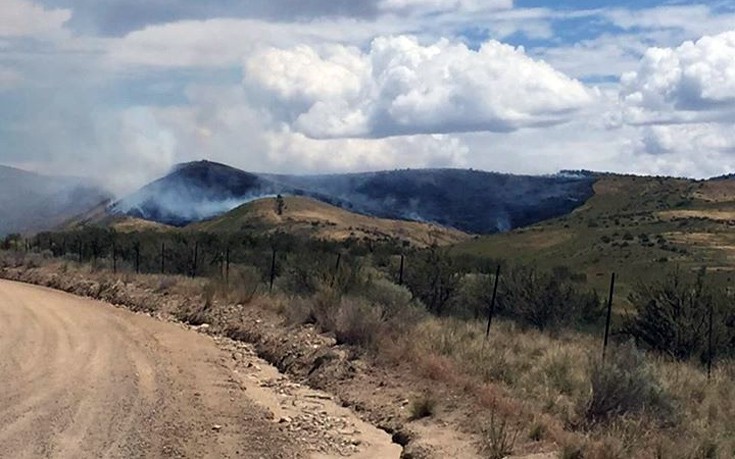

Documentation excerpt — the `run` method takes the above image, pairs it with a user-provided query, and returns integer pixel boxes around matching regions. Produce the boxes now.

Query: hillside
[190,195,469,247]
[64,202,173,233]
[264,169,595,233]
[111,160,305,226]
[454,174,735,292]
[113,160,596,234]
[0,165,111,236]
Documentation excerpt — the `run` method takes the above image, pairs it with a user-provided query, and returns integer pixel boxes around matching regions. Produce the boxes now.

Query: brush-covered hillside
[454,174,735,292]
[0,165,112,236]
[264,169,596,233]
[110,160,304,226]
[64,201,173,233]
[190,195,469,247]
[111,160,596,234]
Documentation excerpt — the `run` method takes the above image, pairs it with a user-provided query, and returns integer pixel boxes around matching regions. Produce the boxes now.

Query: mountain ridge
[0,165,112,236]
[111,160,596,234]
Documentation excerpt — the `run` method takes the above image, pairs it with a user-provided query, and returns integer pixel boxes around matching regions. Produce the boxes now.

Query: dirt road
[0,279,401,459]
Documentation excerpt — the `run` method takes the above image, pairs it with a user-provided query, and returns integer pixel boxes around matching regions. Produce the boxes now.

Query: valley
[3,162,735,458]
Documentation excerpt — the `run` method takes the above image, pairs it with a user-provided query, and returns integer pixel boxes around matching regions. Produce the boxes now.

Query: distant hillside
[63,201,173,233]
[114,161,595,234]
[454,174,735,293]
[0,166,111,236]
[265,169,595,234]
[111,161,304,226]
[190,196,469,247]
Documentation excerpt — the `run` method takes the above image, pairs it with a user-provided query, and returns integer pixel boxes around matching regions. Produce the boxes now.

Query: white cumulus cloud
[628,124,735,178]
[0,0,71,37]
[244,35,595,139]
[620,30,735,124]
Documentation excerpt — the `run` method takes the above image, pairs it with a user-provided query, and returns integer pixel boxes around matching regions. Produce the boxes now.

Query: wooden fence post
[161,242,166,274]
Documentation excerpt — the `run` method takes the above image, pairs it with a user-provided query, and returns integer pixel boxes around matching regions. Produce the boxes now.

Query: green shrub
[226,265,262,304]
[626,269,735,360]
[447,273,492,319]
[498,266,603,331]
[403,246,460,316]
[334,297,384,348]
[528,421,546,442]
[583,342,675,425]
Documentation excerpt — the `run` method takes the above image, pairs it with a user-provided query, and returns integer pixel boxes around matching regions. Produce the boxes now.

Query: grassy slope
[63,202,173,233]
[189,196,470,247]
[455,175,735,296]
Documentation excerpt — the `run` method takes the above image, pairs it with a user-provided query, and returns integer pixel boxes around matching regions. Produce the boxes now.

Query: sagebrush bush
[283,286,385,348]
[403,246,460,316]
[450,273,492,320]
[626,269,735,361]
[498,265,603,331]
[481,409,519,459]
[358,277,412,313]
[334,297,384,348]
[174,300,212,326]
[156,276,178,293]
[226,265,262,304]
[542,350,582,396]
[409,392,437,420]
[358,277,425,336]
[583,342,675,425]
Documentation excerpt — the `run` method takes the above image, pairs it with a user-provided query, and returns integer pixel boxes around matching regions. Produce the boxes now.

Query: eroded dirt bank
[0,279,400,459]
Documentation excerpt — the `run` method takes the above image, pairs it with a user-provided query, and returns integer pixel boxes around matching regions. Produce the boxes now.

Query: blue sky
[1,0,735,193]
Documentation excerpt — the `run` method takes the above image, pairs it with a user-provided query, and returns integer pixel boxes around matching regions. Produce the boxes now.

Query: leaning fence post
[78,240,83,263]
[603,272,616,360]
[485,264,501,340]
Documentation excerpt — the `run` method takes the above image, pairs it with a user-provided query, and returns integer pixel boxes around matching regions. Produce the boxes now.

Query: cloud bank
[245,36,594,138]
[2,0,735,195]
[621,30,735,124]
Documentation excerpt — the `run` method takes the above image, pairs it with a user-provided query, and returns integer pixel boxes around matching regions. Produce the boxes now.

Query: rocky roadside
[0,262,495,458]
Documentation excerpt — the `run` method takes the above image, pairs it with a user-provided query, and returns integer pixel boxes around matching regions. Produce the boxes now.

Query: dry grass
[380,314,735,457]
[693,180,735,203]
[480,408,520,459]
[190,196,470,247]
[3,252,734,458]
[658,210,735,222]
